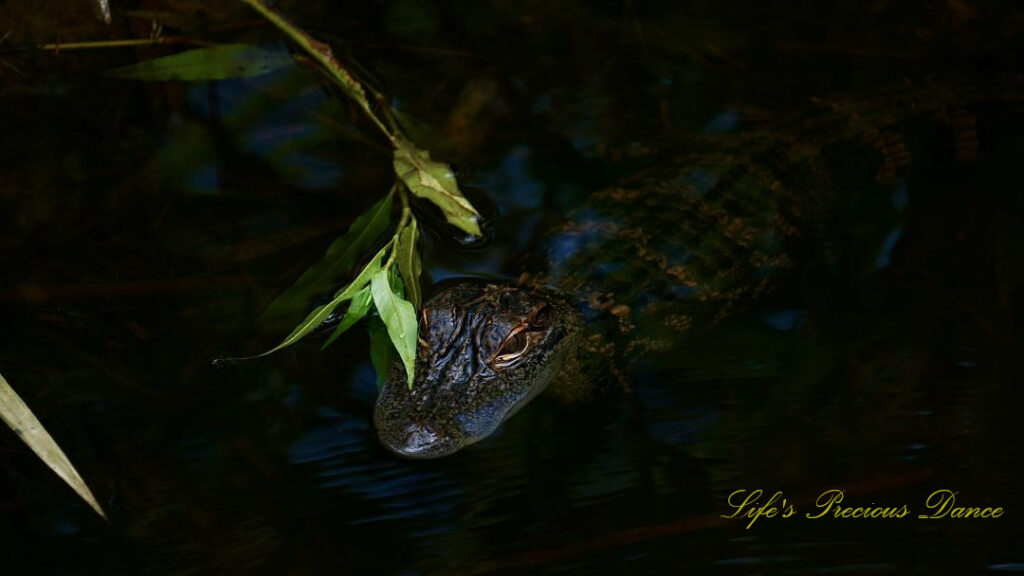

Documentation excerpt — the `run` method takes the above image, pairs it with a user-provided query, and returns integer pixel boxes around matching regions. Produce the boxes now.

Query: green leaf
[388,266,406,299]
[0,371,106,520]
[393,138,482,237]
[370,268,418,386]
[395,219,423,309]
[368,317,396,388]
[320,286,373,350]
[260,192,393,326]
[107,44,294,81]
[256,245,386,357]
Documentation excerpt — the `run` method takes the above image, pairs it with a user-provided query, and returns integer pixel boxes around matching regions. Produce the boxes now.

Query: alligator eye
[491,327,532,368]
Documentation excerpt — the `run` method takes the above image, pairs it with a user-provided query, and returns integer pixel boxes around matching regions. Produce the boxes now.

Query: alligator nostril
[403,422,439,454]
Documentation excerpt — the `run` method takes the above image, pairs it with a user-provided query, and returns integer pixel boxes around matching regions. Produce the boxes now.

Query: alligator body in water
[373,78,1020,458]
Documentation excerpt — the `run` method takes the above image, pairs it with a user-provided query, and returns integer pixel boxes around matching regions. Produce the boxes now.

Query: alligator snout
[373,281,582,459]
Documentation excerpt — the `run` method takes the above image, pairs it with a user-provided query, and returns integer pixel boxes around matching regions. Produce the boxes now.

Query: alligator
[373,77,1021,458]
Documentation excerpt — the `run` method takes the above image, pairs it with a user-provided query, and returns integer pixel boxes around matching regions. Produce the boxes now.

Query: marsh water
[1,2,1022,574]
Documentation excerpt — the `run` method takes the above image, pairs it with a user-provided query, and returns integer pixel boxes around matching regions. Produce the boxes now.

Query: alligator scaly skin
[518,77,1021,388]
[375,76,1023,457]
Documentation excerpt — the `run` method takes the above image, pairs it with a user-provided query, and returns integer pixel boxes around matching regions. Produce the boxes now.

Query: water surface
[1,2,1021,574]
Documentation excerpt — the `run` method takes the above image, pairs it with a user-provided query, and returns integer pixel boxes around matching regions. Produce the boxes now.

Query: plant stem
[236,0,397,146]
[39,37,204,51]
[383,185,414,271]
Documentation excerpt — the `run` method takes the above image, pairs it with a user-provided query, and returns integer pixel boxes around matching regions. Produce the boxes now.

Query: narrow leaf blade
[393,139,482,237]
[370,269,418,386]
[395,220,422,309]
[260,192,393,326]
[320,286,373,350]
[255,246,385,357]
[0,371,107,520]
[107,44,294,81]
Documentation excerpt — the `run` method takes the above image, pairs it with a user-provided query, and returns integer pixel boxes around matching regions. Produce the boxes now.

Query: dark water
[1,2,1022,574]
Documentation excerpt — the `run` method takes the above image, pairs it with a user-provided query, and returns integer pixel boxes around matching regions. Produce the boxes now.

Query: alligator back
[519,77,1021,385]
[375,76,1023,457]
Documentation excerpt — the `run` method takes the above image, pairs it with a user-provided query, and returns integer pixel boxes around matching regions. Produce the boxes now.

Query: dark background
[0,1,1021,574]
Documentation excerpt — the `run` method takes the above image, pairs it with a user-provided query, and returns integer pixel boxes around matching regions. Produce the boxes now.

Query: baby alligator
[373,78,1017,458]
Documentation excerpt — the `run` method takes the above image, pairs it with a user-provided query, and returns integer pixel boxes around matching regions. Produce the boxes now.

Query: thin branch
[236,0,397,145]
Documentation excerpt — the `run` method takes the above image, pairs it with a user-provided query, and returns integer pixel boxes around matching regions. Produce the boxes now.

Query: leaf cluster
[107,1,488,385]
[1,0,486,523]
[257,189,423,386]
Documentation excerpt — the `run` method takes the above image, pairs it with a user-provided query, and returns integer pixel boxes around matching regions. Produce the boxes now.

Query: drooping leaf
[0,371,106,520]
[256,245,385,357]
[370,269,418,386]
[393,138,482,237]
[368,316,396,388]
[320,286,373,350]
[260,192,393,326]
[107,44,294,81]
[395,220,423,309]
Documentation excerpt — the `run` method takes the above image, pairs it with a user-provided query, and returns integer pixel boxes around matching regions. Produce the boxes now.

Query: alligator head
[374,281,583,458]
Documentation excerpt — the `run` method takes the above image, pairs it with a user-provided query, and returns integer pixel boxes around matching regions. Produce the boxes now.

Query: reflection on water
[1,0,1022,574]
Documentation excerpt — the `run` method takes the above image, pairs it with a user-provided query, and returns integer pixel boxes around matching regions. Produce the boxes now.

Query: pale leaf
[0,371,106,520]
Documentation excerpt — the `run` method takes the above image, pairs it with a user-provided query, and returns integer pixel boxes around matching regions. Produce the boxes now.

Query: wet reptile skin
[375,78,1022,458]
[374,282,582,458]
